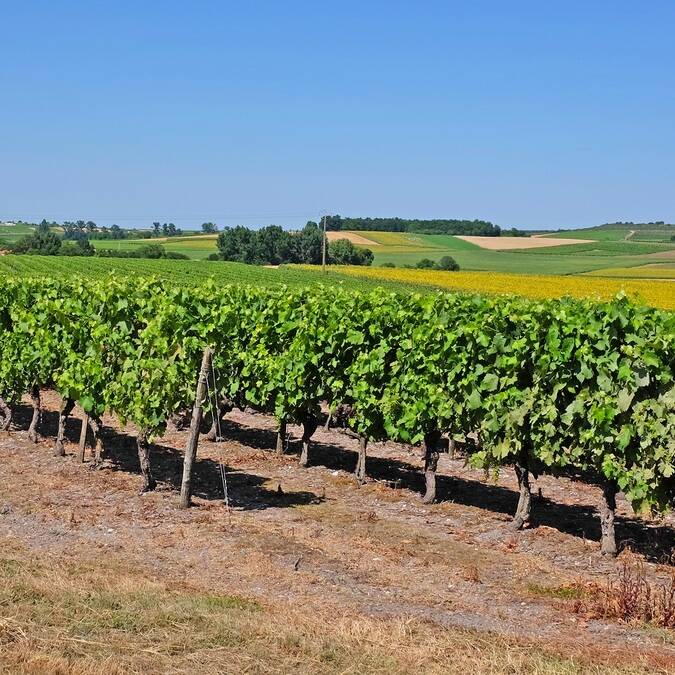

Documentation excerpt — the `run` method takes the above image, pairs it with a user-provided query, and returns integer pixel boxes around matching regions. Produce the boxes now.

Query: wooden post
[77,413,89,463]
[180,347,213,508]
[600,481,618,556]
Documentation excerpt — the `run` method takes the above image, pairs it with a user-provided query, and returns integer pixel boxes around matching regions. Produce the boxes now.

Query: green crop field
[341,229,675,275]
[509,240,675,256]
[0,255,431,294]
[360,236,658,274]
[552,228,631,241]
[0,222,34,246]
[93,233,219,259]
[551,223,675,243]
[78,226,675,276]
[631,229,675,242]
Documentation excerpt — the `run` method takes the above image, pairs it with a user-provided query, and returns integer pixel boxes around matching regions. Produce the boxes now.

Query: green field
[92,233,219,259]
[0,222,34,246]
[345,231,663,274]
[510,240,675,256]
[5,224,675,279]
[551,223,675,243]
[630,229,675,242]
[552,228,631,241]
[0,255,429,293]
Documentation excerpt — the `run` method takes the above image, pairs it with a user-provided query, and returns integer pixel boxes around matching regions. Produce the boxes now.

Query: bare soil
[325,232,381,246]
[1,391,674,673]
[458,235,593,249]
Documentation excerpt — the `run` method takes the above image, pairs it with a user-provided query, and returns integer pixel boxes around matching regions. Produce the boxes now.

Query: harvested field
[457,235,593,250]
[326,231,381,246]
[0,391,674,673]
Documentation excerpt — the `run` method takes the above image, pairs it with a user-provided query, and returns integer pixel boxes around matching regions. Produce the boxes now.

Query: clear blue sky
[2,1,674,230]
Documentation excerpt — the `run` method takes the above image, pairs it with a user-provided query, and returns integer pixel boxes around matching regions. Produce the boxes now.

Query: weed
[575,562,675,628]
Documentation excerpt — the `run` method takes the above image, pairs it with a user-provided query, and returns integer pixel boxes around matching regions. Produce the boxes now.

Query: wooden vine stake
[180,347,213,509]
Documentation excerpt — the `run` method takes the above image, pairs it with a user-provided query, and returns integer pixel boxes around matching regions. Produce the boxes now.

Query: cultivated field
[329,229,675,274]
[1,392,674,674]
[0,268,673,674]
[325,231,381,246]
[0,222,34,247]
[68,224,675,277]
[456,235,592,249]
[2,256,674,308]
[311,265,675,309]
[93,234,220,260]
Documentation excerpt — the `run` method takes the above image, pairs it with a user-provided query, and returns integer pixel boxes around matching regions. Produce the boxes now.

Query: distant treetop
[324,215,505,237]
[594,221,675,229]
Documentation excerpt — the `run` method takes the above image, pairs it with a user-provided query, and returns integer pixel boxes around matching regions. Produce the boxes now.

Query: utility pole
[321,212,327,273]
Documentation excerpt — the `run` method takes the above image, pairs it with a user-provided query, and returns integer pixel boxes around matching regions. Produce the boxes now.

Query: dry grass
[0,542,663,675]
[575,562,675,629]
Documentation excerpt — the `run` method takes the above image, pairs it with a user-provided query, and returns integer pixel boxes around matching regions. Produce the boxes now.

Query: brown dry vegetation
[1,391,674,674]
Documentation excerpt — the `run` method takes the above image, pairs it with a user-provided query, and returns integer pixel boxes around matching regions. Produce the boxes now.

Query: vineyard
[0,275,673,558]
[2,255,675,310]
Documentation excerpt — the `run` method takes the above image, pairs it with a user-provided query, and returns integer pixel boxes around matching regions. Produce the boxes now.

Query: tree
[162,223,169,236]
[63,229,94,255]
[298,223,323,264]
[217,226,254,262]
[201,222,217,234]
[135,244,165,259]
[110,224,124,240]
[436,255,459,271]
[415,258,436,269]
[12,230,62,255]
[152,222,161,237]
[59,240,94,256]
[328,239,374,266]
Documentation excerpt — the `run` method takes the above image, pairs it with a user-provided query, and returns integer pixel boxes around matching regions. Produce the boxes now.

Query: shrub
[574,561,675,628]
[436,255,460,271]
[415,258,436,269]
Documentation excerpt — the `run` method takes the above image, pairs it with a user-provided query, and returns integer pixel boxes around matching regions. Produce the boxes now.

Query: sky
[1,1,675,231]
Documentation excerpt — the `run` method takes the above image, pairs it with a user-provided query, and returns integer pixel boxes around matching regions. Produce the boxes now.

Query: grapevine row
[0,276,673,555]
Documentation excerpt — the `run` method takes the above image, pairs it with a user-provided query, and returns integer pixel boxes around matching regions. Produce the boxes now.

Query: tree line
[6,222,188,259]
[213,222,374,266]
[323,215,526,237]
[8,219,222,241]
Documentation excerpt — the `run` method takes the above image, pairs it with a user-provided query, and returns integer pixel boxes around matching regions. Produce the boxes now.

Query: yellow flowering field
[332,266,675,310]
[583,264,675,279]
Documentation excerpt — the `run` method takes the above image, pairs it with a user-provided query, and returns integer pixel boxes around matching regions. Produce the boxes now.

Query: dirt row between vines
[0,390,674,673]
